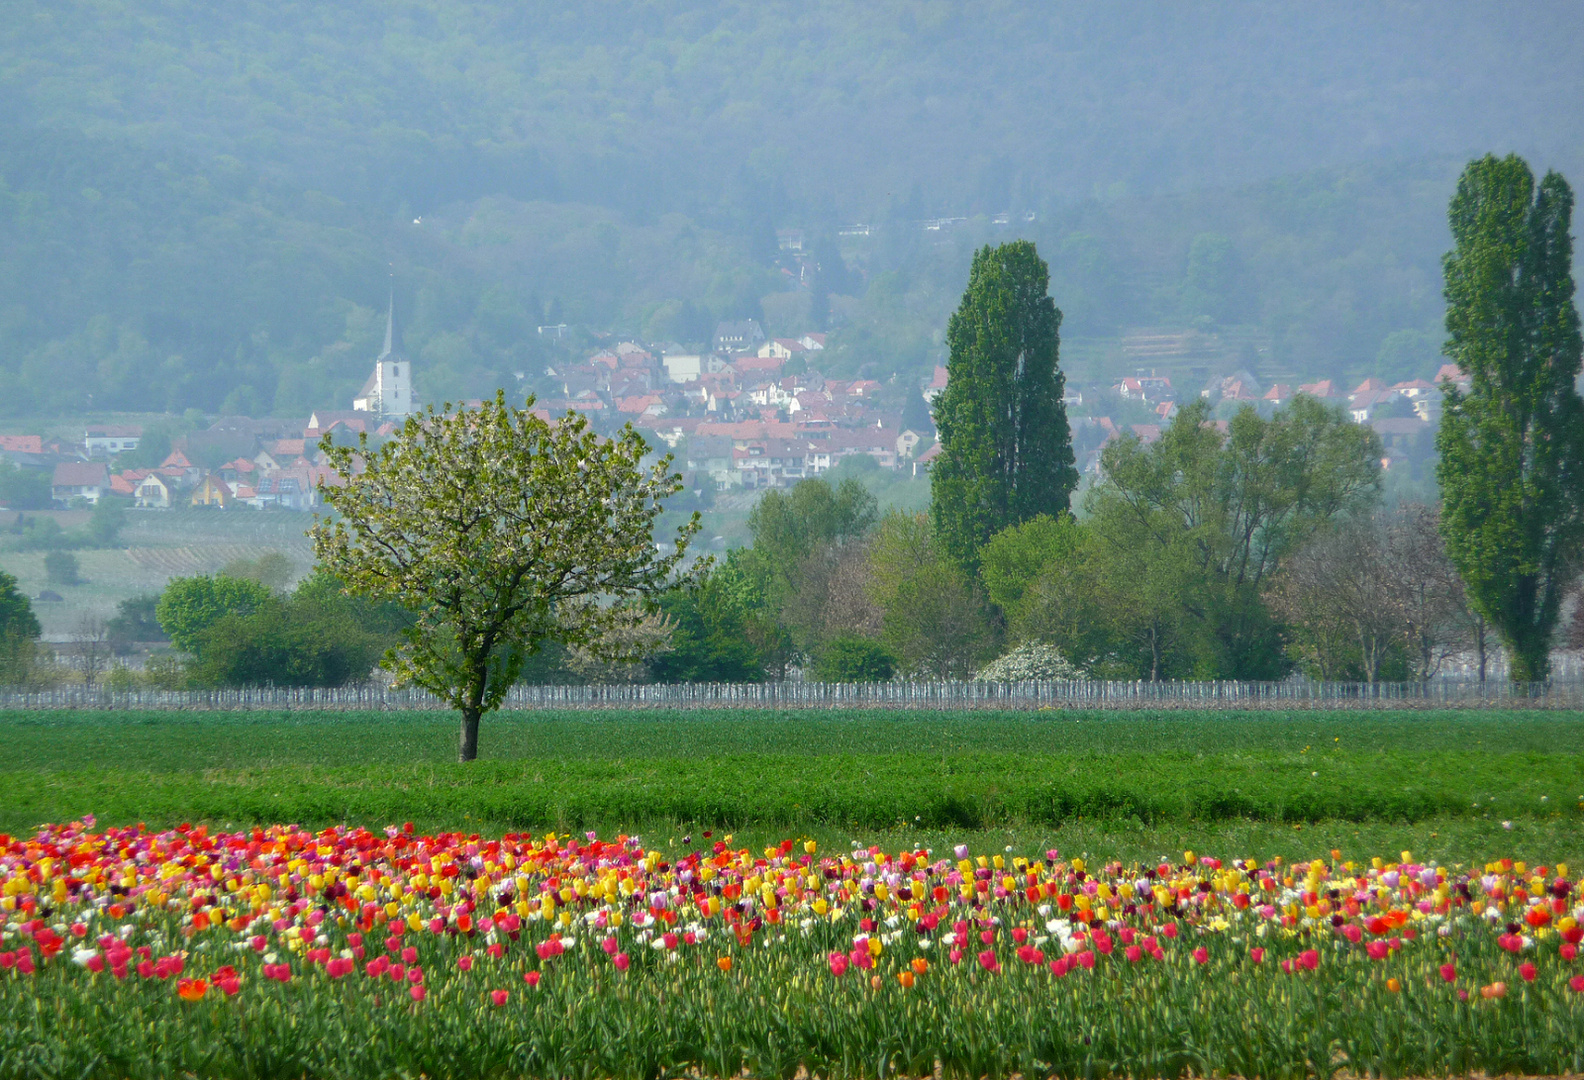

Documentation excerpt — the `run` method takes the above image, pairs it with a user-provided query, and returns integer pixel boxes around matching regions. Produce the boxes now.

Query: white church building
[353,293,416,418]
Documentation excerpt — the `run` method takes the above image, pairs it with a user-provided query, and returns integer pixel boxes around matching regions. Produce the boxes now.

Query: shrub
[975,642,1086,681]
[810,635,896,682]
[43,550,80,585]
[186,597,386,688]
[107,595,168,653]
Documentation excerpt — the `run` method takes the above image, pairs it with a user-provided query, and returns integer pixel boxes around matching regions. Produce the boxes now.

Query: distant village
[0,297,1468,511]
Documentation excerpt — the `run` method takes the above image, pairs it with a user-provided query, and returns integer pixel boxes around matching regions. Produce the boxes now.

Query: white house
[83,425,143,456]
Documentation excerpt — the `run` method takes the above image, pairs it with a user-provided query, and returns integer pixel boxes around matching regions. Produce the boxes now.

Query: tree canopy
[931,241,1077,573]
[311,393,698,759]
[155,574,273,654]
[1436,155,1584,682]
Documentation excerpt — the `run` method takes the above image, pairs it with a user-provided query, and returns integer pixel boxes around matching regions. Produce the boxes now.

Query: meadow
[3,707,1583,1078]
[2,708,1581,865]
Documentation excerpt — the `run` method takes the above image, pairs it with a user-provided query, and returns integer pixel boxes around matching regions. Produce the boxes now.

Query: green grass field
[4,708,1581,866]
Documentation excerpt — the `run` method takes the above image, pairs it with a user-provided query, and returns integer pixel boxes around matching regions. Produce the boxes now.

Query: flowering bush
[2,819,1582,1078]
[975,642,1086,681]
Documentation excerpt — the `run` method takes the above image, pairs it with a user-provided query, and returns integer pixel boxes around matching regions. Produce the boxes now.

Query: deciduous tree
[1089,397,1381,678]
[312,393,697,760]
[156,574,272,654]
[1437,154,1584,682]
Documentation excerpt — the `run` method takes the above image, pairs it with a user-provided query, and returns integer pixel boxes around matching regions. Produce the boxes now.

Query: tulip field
[1,707,1582,1077]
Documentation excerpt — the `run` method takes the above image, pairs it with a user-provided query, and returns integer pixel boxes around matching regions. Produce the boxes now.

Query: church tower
[353,291,415,418]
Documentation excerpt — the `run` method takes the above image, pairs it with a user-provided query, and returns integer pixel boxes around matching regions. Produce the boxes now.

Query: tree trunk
[1474,616,1488,682]
[459,708,481,762]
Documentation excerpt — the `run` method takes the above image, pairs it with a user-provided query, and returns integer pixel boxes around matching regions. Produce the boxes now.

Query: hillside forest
[2,2,1582,418]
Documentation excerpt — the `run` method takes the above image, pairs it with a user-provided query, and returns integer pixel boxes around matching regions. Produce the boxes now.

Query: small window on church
[392,365,400,377]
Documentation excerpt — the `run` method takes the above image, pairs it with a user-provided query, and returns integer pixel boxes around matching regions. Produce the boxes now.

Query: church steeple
[378,288,404,360]
[353,279,415,419]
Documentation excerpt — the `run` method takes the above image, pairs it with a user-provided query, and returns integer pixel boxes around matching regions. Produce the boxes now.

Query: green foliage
[0,569,40,686]
[291,570,417,640]
[809,635,895,682]
[1436,155,1584,683]
[84,495,126,547]
[219,551,294,592]
[312,393,697,759]
[5,499,126,552]
[43,550,80,585]
[0,6,1573,412]
[650,574,766,684]
[185,596,386,688]
[1083,396,1382,679]
[0,462,51,510]
[746,477,877,574]
[979,514,1084,622]
[5,514,66,551]
[155,574,273,654]
[1177,232,1244,324]
[868,512,993,679]
[931,241,1076,574]
[106,595,167,651]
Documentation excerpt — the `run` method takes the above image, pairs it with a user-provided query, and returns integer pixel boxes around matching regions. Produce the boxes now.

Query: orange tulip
[911,957,929,974]
[716,957,732,972]
[897,971,915,988]
[1386,978,1401,993]
[177,978,208,1002]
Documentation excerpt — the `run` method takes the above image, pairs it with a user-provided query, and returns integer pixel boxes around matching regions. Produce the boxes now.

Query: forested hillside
[1,1,1579,416]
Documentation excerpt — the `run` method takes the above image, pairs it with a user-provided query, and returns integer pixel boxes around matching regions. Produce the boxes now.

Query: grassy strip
[4,708,1580,841]
[4,750,1580,837]
[3,708,1582,769]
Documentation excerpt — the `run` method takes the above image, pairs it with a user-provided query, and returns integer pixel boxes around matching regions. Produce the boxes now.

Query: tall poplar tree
[930,241,1077,573]
[1437,155,1584,683]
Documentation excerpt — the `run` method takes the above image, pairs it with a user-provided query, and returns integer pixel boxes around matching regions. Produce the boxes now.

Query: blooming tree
[311,393,698,760]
